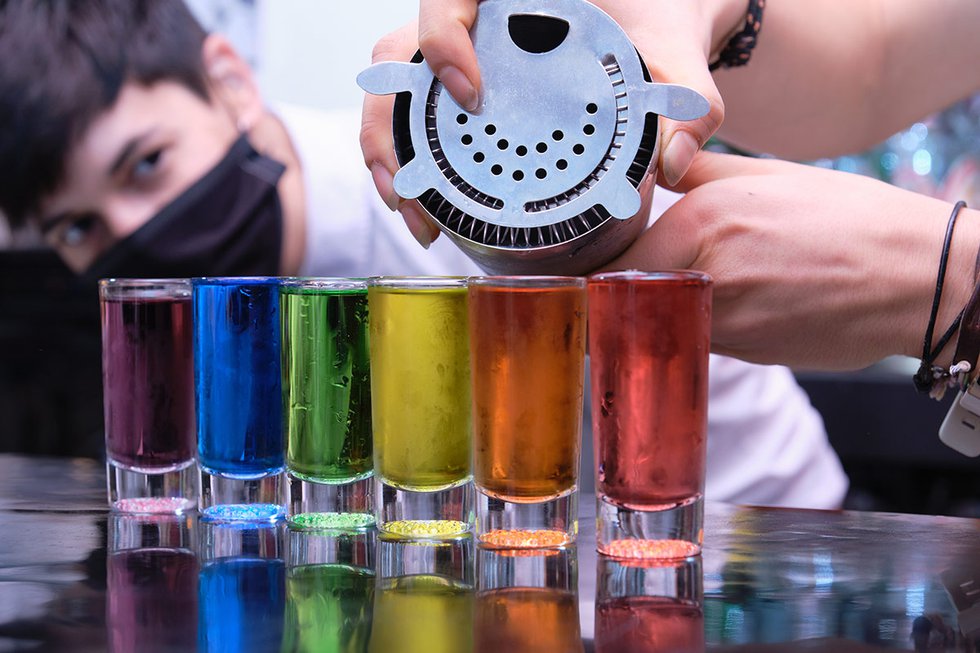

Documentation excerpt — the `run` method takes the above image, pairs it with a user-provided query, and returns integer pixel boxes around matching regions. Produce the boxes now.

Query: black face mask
[80,136,285,284]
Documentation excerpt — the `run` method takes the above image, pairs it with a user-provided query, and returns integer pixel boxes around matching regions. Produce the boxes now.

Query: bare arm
[715,0,980,159]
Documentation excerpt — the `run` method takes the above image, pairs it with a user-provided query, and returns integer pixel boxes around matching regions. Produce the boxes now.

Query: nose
[102,200,154,240]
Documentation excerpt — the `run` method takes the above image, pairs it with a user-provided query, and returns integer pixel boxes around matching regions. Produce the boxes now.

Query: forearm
[714,0,980,159]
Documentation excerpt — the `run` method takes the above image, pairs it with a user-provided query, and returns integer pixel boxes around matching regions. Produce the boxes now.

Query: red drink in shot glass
[588,271,711,559]
[100,279,197,514]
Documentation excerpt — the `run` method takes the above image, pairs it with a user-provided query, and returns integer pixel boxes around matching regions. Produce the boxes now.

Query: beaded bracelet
[709,0,766,71]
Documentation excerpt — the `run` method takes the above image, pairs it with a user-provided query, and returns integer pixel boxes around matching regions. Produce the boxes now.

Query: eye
[132,148,164,180]
[60,214,98,247]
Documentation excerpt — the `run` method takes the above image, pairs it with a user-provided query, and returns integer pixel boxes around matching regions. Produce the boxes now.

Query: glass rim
[468,275,586,288]
[588,269,712,285]
[368,276,468,289]
[98,278,191,299]
[191,276,282,286]
[280,277,368,291]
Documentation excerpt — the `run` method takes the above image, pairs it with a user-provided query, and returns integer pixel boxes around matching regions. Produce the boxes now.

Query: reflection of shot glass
[193,277,285,522]
[468,277,586,548]
[368,277,472,537]
[595,555,704,653]
[588,271,711,560]
[282,526,376,652]
[199,520,286,652]
[100,279,196,513]
[370,533,475,653]
[107,513,198,652]
[281,278,374,527]
[476,546,583,652]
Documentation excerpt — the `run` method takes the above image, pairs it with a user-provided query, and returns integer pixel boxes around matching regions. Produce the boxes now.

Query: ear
[201,34,263,132]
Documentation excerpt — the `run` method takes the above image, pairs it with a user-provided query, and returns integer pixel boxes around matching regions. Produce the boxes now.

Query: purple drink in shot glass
[100,279,197,513]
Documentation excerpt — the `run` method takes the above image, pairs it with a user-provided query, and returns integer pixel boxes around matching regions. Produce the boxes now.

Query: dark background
[2,248,978,517]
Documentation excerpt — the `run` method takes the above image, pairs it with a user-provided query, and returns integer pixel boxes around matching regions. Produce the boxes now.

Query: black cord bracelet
[914,201,969,395]
[709,0,766,71]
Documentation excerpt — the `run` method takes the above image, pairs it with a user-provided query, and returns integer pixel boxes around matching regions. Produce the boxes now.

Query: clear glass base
[377,479,473,539]
[200,467,285,522]
[200,519,283,561]
[106,459,197,514]
[286,523,376,568]
[286,472,373,527]
[378,530,474,583]
[476,489,578,549]
[596,493,704,560]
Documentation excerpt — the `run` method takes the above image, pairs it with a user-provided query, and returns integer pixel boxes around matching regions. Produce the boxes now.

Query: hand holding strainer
[358,0,709,274]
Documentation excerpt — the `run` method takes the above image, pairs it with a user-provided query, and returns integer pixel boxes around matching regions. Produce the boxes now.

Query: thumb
[650,46,725,187]
[418,0,481,112]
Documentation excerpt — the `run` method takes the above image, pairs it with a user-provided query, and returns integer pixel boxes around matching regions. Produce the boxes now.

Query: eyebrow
[107,129,155,177]
[38,129,158,234]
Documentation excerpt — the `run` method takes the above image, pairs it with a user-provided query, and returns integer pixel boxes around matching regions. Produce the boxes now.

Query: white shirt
[276,104,849,509]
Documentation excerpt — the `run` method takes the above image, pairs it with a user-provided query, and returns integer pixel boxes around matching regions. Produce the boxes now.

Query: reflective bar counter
[1,454,977,651]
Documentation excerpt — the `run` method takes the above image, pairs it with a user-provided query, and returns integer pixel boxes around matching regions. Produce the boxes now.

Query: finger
[399,201,442,249]
[650,47,726,187]
[360,22,418,211]
[418,0,481,111]
[664,151,800,193]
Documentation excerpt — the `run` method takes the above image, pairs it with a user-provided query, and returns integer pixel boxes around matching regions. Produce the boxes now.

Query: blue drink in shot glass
[193,277,285,521]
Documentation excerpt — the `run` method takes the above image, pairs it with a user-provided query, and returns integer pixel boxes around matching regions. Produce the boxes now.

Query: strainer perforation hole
[552,130,564,141]
[485,124,497,135]
[473,152,485,163]
[536,142,548,154]
[573,144,585,155]
[491,164,503,176]
[513,170,524,181]
[497,139,509,150]
[515,145,528,157]
[583,124,595,136]
[556,159,568,170]
[586,103,598,114]
[461,134,473,145]
[456,113,468,125]
[535,168,547,180]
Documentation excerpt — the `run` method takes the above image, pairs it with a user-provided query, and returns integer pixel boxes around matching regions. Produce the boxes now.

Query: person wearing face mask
[0,0,475,282]
[0,0,848,511]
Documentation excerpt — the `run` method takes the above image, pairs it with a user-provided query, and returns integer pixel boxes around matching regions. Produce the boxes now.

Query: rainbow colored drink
[588,271,711,559]
[100,279,196,513]
[281,279,373,524]
[368,277,472,535]
[194,277,285,521]
[468,276,586,547]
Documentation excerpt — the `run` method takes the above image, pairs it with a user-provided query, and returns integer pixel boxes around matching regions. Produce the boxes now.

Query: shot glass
[476,546,582,652]
[193,277,285,522]
[107,513,198,653]
[199,520,286,653]
[282,525,376,652]
[100,279,196,514]
[468,276,587,548]
[594,555,704,652]
[281,278,374,527]
[370,533,475,653]
[588,271,711,559]
[368,277,472,537]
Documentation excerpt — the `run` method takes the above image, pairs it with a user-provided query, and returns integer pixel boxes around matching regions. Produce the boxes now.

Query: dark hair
[0,0,209,226]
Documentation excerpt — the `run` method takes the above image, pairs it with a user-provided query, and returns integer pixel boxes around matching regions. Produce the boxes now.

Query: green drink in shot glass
[281,278,374,529]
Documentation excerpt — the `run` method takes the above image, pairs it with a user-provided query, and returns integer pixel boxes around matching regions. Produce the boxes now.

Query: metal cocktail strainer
[358,0,709,274]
